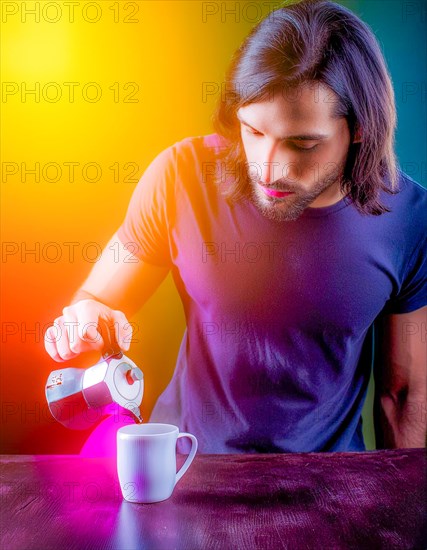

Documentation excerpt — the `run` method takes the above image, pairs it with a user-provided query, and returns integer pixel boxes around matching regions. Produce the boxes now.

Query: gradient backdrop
[1,0,426,453]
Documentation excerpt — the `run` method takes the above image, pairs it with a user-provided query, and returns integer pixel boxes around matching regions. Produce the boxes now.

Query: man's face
[237,82,353,221]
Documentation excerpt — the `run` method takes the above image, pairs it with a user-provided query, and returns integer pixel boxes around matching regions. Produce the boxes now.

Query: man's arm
[373,305,427,449]
[45,231,170,361]
[71,231,170,318]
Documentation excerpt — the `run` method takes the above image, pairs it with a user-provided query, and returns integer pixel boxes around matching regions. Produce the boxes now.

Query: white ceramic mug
[117,423,198,503]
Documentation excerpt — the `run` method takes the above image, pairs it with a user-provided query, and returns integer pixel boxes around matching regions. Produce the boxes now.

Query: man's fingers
[44,326,64,362]
[53,317,79,361]
[113,311,133,351]
[44,300,133,361]
[61,308,80,354]
[76,305,104,349]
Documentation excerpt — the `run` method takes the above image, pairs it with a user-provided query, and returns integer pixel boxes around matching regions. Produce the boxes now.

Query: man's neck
[309,182,347,208]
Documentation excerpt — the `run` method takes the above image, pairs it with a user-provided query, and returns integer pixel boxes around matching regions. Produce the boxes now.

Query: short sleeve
[116,145,176,267]
[381,237,427,314]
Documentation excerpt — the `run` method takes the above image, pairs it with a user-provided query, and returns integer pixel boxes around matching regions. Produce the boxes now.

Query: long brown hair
[212,0,399,215]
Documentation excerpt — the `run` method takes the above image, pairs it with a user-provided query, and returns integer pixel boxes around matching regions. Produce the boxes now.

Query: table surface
[1,449,426,550]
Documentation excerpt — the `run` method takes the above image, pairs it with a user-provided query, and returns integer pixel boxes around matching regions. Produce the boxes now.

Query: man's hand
[44,299,132,362]
[374,305,427,448]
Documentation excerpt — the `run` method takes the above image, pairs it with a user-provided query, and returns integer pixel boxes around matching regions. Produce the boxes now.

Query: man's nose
[260,141,282,185]
[260,144,298,185]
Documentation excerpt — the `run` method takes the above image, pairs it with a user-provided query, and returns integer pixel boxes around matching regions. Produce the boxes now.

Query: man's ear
[353,125,363,144]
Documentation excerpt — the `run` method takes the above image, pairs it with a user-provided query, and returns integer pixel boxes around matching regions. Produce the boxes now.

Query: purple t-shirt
[117,134,427,453]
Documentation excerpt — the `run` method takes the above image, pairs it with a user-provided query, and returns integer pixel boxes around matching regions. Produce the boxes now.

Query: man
[44,0,426,452]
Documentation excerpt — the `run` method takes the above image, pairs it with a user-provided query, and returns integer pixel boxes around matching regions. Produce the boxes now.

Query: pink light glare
[80,411,135,458]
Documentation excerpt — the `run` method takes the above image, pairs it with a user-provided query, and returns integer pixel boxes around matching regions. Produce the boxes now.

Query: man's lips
[258,183,294,198]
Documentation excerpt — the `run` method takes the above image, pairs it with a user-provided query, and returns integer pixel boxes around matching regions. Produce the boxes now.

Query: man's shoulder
[375,171,427,250]
[381,170,426,219]
[150,134,231,200]
[170,133,229,159]
[396,170,426,198]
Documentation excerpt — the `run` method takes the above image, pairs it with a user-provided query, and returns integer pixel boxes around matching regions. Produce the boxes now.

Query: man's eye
[244,128,263,137]
[290,143,319,152]
[243,128,319,152]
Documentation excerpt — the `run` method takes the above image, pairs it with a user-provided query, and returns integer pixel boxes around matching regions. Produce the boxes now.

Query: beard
[248,161,347,222]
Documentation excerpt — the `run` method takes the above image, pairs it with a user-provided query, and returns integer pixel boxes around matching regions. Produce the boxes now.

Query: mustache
[251,177,297,193]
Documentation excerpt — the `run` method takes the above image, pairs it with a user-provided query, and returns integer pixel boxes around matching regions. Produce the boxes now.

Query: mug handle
[175,433,198,485]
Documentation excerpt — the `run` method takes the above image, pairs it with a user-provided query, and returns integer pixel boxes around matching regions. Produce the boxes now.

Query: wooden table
[1,449,425,550]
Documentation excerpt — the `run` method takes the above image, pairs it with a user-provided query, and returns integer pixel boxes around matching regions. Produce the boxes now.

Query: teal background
[345,0,426,186]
